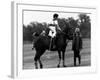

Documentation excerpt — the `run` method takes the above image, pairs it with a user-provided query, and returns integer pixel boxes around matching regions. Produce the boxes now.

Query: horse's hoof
[57,65,60,68]
[63,65,67,67]
[40,65,43,69]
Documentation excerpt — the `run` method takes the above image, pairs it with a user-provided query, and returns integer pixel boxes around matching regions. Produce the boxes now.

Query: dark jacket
[72,32,82,51]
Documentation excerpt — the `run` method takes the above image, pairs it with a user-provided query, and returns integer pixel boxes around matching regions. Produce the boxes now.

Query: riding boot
[52,37,56,49]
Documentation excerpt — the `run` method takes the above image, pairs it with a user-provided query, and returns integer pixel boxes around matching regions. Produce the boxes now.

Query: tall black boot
[52,37,57,50]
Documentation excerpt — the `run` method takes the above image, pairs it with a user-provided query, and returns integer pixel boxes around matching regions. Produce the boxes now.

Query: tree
[78,14,91,38]
[67,17,78,27]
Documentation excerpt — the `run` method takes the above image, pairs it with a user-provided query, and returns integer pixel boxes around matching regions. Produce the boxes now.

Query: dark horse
[33,24,73,69]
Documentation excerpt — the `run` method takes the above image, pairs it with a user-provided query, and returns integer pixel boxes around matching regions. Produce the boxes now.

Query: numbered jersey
[48,20,58,38]
[53,20,58,25]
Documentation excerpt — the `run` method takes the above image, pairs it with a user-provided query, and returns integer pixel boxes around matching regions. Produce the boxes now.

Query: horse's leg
[62,50,67,67]
[34,58,38,69]
[57,50,61,68]
[34,51,40,69]
[38,49,45,69]
[39,59,43,69]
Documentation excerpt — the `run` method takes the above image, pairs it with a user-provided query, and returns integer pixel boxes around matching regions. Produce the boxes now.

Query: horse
[33,23,73,69]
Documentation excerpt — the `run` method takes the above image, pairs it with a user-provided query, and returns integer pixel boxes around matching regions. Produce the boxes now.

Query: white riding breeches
[48,26,56,38]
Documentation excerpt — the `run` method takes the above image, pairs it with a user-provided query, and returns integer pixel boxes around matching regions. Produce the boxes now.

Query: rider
[48,13,61,49]
[48,13,61,37]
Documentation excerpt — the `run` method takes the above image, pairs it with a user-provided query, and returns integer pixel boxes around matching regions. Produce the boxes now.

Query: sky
[23,11,91,26]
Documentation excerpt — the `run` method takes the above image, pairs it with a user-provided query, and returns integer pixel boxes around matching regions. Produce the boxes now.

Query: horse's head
[62,22,74,40]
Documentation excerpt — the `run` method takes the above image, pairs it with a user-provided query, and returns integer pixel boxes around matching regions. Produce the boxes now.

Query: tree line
[23,14,91,42]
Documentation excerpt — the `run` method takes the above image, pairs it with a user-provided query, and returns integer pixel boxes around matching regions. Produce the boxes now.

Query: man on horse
[32,14,74,69]
[48,13,61,50]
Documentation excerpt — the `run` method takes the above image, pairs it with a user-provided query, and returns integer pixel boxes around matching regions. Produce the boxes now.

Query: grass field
[23,39,91,69]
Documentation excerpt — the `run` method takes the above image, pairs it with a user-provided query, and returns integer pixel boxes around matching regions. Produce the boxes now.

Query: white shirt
[48,20,58,38]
